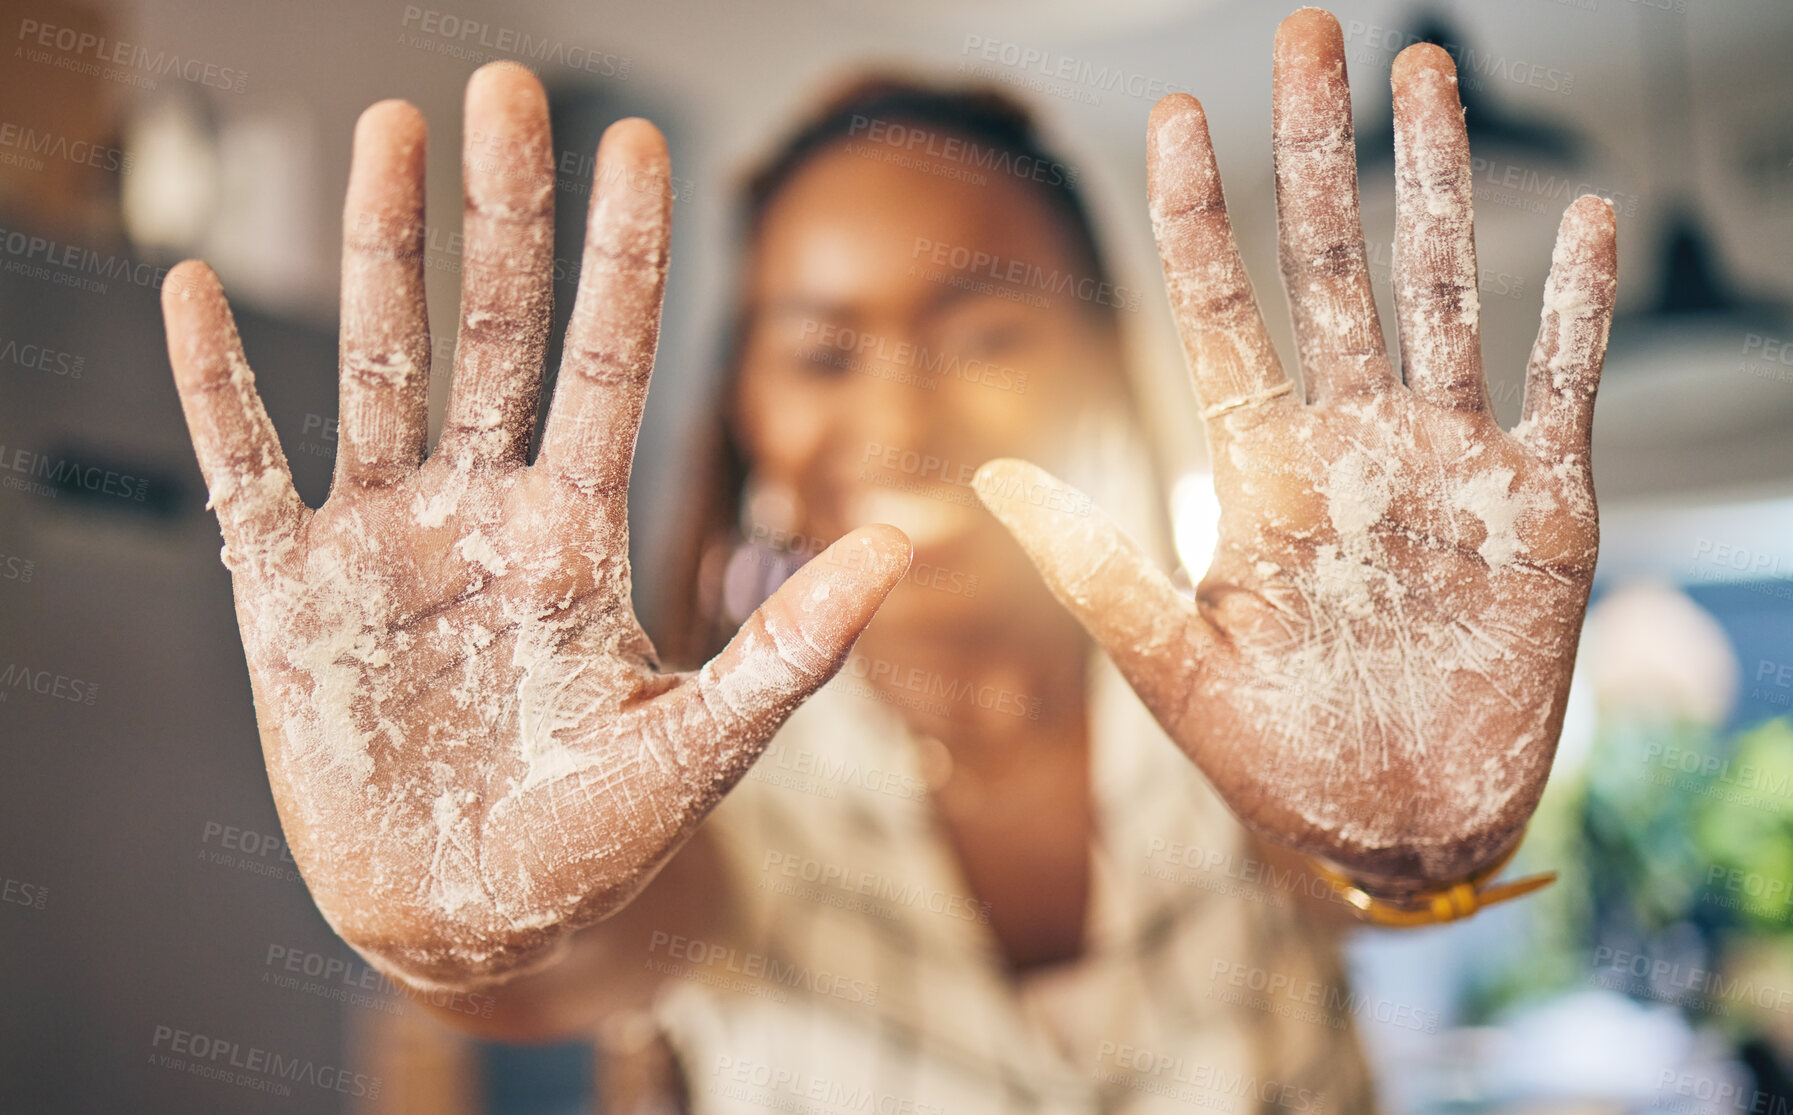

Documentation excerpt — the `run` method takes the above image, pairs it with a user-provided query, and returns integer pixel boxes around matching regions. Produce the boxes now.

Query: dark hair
[655,74,1134,667]
[740,76,1117,311]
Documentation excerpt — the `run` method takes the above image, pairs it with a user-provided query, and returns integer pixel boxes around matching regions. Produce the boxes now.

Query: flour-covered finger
[972,458,1210,730]
[623,525,912,792]
[338,99,430,488]
[1391,44,1487,412]
[1273,8,1391,401]
[1148,94,1293,423]
[1520,195,1617,462]
[439,62,556,467]
[537,118,672,507]
[163,260,307,566]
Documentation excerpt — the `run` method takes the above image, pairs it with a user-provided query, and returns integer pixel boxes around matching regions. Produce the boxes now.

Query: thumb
[972,458,1212,736]
[625,524,912,793]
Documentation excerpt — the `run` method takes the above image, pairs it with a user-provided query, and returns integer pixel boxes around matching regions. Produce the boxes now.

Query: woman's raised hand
[163,62,909,987]
[977,10,1615,893]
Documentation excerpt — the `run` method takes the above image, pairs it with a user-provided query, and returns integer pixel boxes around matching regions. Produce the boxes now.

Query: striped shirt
[650,655,1378,1115]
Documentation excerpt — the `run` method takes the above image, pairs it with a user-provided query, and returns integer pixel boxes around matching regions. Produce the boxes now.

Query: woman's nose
[846,344,934,456]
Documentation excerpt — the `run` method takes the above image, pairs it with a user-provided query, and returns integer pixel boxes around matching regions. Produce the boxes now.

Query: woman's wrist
[1303,828,1557,928]
[345,928,576,997]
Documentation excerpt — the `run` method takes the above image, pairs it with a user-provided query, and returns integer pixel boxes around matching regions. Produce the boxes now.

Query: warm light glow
[1170,471,1221,583]
[122,96,219,254]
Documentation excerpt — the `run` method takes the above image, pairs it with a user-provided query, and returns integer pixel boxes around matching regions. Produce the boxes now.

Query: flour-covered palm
[163,64,909,987]
[975,12,1616,892]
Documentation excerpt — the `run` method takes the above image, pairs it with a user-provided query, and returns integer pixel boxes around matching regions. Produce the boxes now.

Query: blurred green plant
[1464,715,1793,1022]
[1692,719,1793,931]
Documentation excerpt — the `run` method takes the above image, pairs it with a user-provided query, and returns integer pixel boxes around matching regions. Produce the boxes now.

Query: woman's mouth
[848,488,981,548]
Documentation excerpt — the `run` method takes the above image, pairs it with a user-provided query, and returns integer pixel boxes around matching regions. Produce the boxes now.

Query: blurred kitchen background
[1,0,1790,1110]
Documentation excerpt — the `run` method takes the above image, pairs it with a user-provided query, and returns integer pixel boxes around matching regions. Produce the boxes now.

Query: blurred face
[733,135,1123,635]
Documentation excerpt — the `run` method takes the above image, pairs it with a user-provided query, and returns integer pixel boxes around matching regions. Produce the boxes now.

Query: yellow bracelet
[1307,835,1557,928]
